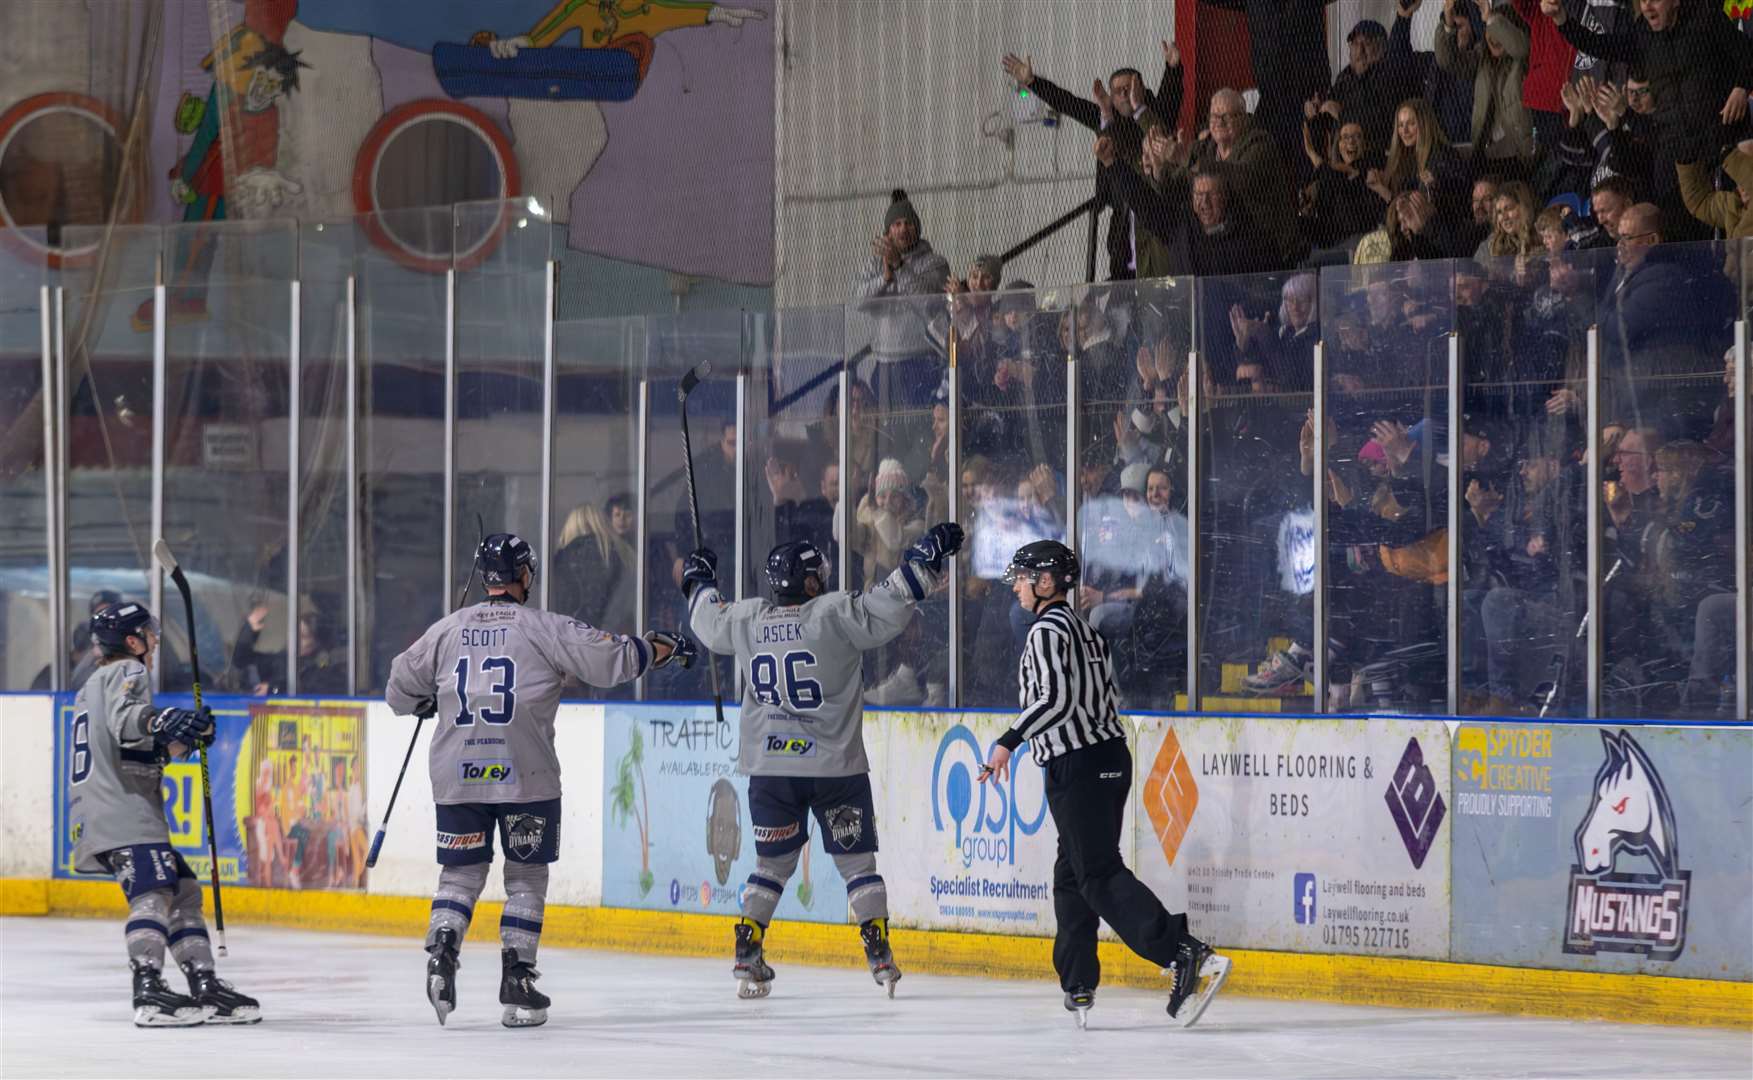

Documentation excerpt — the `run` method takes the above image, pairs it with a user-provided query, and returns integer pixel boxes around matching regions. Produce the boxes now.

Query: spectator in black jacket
[1001,52,1157,280]
[1301,119,1386,254]
[1545,0,1753,240]
[1098,135,1278,279]
[1317,18,1424,153]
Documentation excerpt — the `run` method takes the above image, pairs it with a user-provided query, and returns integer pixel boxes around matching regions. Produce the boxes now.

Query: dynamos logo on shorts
[459,759,514,785]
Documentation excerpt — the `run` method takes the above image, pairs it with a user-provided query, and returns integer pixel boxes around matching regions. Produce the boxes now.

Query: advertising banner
[54,693,370,890]
[880,711,1059,935]
[1132,715,1452,959]
[600,704,848,923]
[1451,723,1752,981]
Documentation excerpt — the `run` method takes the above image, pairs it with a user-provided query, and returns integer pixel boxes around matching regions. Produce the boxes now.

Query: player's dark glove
[645,630,696,670]
[904,522,965,574]
[151,706,214,754]
[411,696,437,720]
[681,548,719,600]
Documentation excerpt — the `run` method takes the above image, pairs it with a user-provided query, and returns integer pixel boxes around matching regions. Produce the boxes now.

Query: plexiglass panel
[0,229,50,688]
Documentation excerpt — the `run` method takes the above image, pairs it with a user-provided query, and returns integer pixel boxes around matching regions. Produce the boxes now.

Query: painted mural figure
[136,0,306,332]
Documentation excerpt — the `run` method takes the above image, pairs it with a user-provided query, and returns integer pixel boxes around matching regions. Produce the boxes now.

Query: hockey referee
[979,539,1230,1028]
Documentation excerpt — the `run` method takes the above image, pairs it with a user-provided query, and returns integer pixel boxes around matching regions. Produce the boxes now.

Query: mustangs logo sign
[1562,730,1690,960]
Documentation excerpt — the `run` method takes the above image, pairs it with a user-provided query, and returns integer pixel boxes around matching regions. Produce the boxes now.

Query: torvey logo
[1294,872,1318,924]
[764,735,815,757]
[1563,730,1690,960]
[1384,737,1445,869]
[931,724,1047,868]
[459,759,513,785]
[1142,729,1198,866]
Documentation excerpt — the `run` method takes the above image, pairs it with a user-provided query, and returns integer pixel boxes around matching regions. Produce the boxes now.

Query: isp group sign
[1132,715,1452,959]
[1450,723,1752,981]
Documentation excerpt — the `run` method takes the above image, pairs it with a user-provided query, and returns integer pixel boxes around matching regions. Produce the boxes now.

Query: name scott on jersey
[459,627,510,647]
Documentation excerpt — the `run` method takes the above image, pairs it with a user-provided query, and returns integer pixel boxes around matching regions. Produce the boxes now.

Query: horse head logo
[1573,729,1678,878]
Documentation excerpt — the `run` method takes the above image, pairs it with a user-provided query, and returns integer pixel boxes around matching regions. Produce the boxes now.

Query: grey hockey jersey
[69,659,169,874]
[386,599,651,804]
[689,560,941,777]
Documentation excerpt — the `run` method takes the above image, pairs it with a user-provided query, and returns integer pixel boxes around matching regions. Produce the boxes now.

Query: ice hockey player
[980,540,1230,1029]
[683,522,964,999]
[386,533,695,1028]
[69,601,261,1027]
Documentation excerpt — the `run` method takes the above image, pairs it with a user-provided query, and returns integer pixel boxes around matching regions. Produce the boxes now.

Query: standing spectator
[552,500,637,634]
[1677,142,1753,238]
[1300,119,1386,255]
[1320,19,1423,153]
[1545,0,1753,240]
[1001,53,1156,279]
[1196,0,1335,180]
[852,189,951,408]
[1555,75,1656,199]
[230,605,344,695]
[1426,0,1487,142]
[1184,89,1301,263]
[1099,136,1277,277]
[1375,98,1468,243]
[1508,0,1578,174]
[1437,3,1536,177]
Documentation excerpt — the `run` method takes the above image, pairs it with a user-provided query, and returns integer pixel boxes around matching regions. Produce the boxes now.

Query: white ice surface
[3,917,1749,1079]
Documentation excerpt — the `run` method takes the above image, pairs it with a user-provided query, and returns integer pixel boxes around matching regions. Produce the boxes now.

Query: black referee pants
[1045,737,1189,992]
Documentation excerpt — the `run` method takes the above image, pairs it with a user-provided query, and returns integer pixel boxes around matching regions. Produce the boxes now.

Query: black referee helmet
[1002,539,1078,590]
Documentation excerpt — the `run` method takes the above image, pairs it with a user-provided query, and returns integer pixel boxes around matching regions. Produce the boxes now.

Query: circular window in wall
[0,92,134,267]
[352,99,520,272]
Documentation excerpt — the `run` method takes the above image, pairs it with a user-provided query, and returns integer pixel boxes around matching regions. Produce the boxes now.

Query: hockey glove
[151,706,214,755]
[646,630,697,670]
[681,548,719,600]
[411,696,438,720]
[904,522,965,574]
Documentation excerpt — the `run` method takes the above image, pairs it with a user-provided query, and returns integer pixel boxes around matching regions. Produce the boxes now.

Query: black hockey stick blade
[677,359,713,402]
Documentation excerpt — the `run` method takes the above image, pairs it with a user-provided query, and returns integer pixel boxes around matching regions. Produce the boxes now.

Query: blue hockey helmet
[91,602,159,652]
[766,540,825,602]
[476,533,538,590]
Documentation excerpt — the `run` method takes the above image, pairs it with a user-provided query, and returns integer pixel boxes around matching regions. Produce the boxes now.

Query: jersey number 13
[454,656,517,725]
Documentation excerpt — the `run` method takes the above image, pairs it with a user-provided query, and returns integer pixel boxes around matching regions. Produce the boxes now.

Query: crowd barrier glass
[551,313,643,700]
[58,224,160,688]
[948,285,1073,709]
[0,230,49,689]
[1195,269,1319,712]
[1075,278,1193,712]
[642,309,742,702]
[1595,239,1740,719]
[5,217,1748,720]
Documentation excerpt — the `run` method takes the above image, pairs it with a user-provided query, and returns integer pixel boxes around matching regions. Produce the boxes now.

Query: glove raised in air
[681,548,719,600]
[904,522,965,574]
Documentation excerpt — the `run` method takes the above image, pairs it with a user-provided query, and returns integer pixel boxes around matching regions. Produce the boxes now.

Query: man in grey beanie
[853,188,951,410]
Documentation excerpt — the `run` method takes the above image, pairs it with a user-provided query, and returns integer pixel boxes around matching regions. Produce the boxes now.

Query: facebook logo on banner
[1293,873,1317,924]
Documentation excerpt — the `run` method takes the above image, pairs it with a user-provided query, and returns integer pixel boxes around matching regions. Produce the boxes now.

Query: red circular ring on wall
[0,91,137,269]
[352,98,521,273]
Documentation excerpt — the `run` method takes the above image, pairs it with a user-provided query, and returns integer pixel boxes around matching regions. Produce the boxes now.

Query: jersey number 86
[749,650,822,711]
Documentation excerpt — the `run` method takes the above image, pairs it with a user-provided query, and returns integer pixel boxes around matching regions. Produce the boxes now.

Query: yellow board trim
[6,878,1747,1030]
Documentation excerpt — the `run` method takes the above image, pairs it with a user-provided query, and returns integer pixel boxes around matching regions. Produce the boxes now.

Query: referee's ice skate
[1166,938,1231,1029]
[1063,986,1094,1029]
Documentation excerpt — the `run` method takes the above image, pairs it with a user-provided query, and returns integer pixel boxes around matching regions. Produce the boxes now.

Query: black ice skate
[131,959,205,1028]
[1164,936,1231,1029]
[499,948,550,1028]
[859,917,901,998]
[732,918,775,1000]
[180,962,262,1024]
[1063,986,1094,1029]
[426,928,460,1026]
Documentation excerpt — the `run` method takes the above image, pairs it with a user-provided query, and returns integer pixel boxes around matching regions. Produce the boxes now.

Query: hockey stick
[366,515,484,868]
[677,361,728,727]
[150,539,227,957]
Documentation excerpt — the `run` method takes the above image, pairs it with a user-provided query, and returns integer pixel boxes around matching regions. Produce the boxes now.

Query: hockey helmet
[1002,539,1079,590]
[476,533,538,589]
[91,602,159,651]
[766,540,825,602]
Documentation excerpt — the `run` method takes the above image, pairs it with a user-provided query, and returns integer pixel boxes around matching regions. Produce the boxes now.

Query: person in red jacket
[1511,0,1577,179]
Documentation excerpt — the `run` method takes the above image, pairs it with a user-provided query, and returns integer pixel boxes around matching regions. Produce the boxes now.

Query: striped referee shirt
[998,600,1128,764]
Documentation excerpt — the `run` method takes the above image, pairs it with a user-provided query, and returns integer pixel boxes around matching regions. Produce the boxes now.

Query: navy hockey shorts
[747,774,877,858]
[435,798,561,867]
[101,843,196,902]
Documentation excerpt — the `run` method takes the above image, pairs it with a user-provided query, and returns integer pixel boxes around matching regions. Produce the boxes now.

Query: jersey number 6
[749,650,822,711]
[454,655,517,726]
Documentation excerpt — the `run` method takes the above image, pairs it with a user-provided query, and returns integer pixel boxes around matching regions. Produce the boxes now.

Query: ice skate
[859,918,901,998]
[1063,986,1094,1029]
[131,960,205,1028]
[180,962,261,1024]
[1165,936,1231,1029]
[732,918,775,1000]
[426,928,460,1026]
[499,948,550,1028]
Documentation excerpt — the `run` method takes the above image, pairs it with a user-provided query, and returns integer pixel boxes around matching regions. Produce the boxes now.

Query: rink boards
[3,693,1749,1027]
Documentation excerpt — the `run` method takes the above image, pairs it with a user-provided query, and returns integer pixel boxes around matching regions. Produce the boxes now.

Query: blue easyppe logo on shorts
[1294,872,1317,924]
